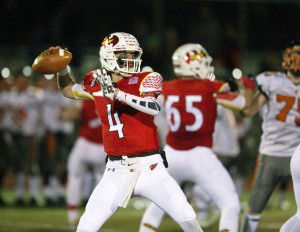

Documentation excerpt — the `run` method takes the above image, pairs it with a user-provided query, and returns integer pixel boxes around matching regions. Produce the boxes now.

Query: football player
[139,43,255,232]
[240,39,300,232]
[61,99,106,228]
[40,32,203,232]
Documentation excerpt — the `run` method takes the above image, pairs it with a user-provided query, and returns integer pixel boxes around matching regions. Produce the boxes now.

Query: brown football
[32,48,72,74]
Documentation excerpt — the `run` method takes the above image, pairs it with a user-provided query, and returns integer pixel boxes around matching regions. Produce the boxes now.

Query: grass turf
[0,191,296,232]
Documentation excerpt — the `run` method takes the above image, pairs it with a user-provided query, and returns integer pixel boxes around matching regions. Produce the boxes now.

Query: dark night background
[0,0,299,78]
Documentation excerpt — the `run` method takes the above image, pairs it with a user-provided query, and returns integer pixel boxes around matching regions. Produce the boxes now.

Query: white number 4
[106,104,124,138]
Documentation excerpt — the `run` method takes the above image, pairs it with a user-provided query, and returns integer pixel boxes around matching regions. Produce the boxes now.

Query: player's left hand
[95,68,115,100]
[241,75,256,90]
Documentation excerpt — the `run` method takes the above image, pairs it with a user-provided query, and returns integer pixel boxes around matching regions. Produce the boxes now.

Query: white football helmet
[99,32,143,77]
[172,43,214,79]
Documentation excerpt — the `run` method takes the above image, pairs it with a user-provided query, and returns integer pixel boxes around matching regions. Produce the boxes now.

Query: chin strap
[116,90,161,116]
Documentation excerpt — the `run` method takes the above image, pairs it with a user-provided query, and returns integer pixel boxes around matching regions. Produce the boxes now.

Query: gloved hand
[241,75,256,90]
[94,68,115,100]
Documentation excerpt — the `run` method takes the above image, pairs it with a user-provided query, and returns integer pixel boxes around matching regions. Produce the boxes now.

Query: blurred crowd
[0,73,77,207]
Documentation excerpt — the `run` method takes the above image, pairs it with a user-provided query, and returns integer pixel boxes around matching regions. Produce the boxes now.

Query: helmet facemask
[115,51,142,77]
[99,32,143,77]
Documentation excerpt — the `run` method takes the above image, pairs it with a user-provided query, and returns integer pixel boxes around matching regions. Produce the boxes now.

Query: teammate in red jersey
[139,43,254,232]
[41,32,203,232]
[62,99,106,228]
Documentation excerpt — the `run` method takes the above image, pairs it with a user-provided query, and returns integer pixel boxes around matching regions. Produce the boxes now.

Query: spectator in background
[5,72,43,207]
[39,76,74,207]
[0,75,11,206]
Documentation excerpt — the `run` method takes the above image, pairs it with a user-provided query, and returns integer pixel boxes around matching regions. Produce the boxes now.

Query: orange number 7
[276,95,300,122]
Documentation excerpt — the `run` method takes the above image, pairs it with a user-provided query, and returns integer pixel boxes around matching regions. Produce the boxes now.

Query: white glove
[94,68,115,100]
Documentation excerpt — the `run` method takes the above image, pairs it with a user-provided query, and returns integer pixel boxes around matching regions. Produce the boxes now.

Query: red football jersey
[163,78,229,150]
[83,71,162,156]
[79,100,103,144]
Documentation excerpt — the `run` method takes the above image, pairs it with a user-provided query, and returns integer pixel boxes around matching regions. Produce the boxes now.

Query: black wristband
[57,75,74,89]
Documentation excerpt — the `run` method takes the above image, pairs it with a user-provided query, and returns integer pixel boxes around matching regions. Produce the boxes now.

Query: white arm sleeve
[72,84,94,100]
[115,90,161,116]
[215,92,246,111]
[154,95,168,147]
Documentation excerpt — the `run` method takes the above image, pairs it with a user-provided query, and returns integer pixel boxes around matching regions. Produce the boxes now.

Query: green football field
[0,191,296,232]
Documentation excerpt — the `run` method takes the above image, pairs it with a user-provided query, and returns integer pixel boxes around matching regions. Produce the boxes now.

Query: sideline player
[5,73,43,206]
[38,32,203,232]
[139,43,255,232]
[213,105,250,198]
[62,99,106,228]
[240,39,300,232]
[39,77,74,207]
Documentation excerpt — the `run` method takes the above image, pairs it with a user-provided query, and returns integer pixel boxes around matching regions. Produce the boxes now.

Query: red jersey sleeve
[139,72,163,95]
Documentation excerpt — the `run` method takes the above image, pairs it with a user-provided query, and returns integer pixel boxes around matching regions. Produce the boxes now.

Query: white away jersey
[212,106,240,157]
[5,86,43,135]
[257,71,300,157]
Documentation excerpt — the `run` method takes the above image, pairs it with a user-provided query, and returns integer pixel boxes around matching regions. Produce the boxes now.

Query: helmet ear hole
[172,43,214,79]
[99,32,143,75]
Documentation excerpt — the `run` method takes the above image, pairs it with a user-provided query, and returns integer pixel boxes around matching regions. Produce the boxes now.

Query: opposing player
[39,32,203,232]
[139,43,255,232]
[62,99,106,228]
[240,39,300,232]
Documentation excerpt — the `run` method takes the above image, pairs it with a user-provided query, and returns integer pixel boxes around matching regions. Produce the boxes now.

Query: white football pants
[76,154,201,232]
[66,137,106,206]
[139,145,240,232]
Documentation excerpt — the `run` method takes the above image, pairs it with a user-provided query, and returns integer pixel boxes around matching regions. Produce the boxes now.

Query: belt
[107,150,160,161]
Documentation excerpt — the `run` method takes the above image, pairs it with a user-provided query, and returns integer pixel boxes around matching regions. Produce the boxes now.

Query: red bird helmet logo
[101,35,119,48]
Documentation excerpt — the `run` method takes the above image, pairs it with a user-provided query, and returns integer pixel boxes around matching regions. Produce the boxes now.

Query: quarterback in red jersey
[82,70,162,156]
[139,43,253,232]
[41,33,203,232]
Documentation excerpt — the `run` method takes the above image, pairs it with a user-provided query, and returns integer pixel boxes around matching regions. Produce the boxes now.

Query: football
[32,47,72,74]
